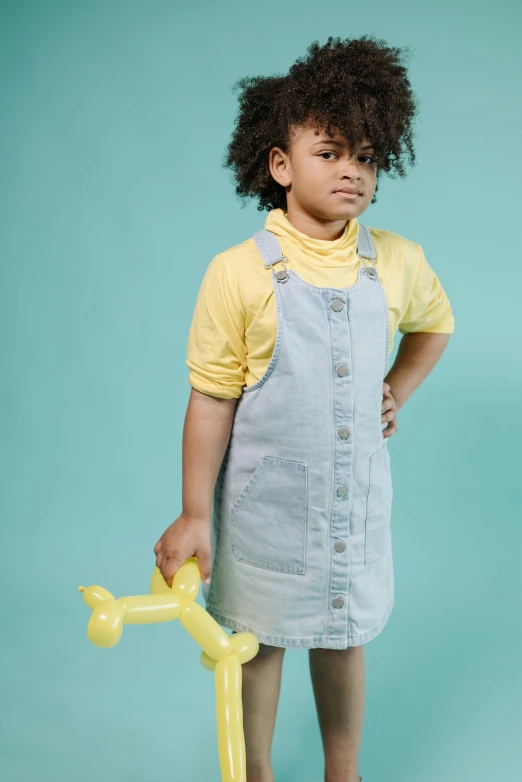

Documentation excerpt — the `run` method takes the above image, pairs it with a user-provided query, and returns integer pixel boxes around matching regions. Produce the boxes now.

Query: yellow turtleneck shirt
[186,208,455,399]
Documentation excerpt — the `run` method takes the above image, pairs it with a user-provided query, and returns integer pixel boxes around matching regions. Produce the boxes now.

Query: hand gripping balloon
[78,558,259,782]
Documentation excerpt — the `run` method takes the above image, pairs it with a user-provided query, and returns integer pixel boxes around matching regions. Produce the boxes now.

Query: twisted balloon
[78,557,259,782]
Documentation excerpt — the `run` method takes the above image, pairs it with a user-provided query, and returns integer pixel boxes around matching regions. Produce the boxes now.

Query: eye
[319,152,375,164]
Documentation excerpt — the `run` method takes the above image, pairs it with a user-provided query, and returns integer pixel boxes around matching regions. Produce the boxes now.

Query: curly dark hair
[223,34,420,211]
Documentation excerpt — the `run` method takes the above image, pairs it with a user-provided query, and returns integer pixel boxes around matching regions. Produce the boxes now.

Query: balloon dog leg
[215,654,244,782]
[200,631,259,782]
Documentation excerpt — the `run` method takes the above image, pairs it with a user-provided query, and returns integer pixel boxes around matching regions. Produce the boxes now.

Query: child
[154,35,455,782]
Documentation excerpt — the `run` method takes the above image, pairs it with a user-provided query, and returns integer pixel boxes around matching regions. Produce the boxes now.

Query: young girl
[154,35,455,782]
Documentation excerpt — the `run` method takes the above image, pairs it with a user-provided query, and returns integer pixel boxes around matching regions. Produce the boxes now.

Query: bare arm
[384,332,451,411]
[154,388,238,586]
[182,388,238,519]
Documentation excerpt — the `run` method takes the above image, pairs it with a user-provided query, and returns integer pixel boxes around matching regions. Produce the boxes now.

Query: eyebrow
[310,139,375,150]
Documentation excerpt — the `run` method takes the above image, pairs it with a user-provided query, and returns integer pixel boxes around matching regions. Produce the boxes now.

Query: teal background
[2,1,521,780]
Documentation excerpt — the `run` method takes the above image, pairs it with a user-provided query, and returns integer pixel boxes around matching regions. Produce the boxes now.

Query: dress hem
[205,595,395,649]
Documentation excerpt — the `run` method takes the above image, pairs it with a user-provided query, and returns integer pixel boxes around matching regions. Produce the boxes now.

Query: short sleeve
[186,253,246,399]
[398,244,455,336]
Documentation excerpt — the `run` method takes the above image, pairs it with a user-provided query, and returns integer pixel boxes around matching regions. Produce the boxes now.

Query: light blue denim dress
[203,223,394,649]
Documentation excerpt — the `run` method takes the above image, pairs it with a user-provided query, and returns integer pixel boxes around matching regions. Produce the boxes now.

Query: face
[268,119,378,238]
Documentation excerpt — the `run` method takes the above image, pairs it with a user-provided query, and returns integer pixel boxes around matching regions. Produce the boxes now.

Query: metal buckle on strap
[273,254,289,283]
[359,255,378,280]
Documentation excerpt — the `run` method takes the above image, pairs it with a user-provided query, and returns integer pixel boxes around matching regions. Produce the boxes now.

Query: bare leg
[309,645,365,782]
[241,642,286,782]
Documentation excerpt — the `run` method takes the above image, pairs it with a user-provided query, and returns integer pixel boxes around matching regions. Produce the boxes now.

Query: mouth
[335,190,361,199]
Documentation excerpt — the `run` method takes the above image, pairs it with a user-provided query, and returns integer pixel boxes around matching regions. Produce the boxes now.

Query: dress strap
[252,222,377,277]
[356,224,377,261]
[252,229,287,270]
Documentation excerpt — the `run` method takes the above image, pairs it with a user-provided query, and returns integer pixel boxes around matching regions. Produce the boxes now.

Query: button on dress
[203,223,394,649]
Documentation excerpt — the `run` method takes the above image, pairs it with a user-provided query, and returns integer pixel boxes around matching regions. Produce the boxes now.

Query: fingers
[381,381,398,438]
[155,537,164,570]
[381,405,397,430]
[382,419,398,438]
[154,536,184,589]
[196,547,212,585]
[153,518,211,588]
[382,394,396,421]
[381,398,394,414]
[160,551,185,588]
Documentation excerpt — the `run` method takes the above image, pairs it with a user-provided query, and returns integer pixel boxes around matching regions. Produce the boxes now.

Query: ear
[268,146,292,188]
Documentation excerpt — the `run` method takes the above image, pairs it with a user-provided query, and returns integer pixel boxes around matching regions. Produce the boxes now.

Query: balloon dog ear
[78,584,115,608]
[86,599,125,648]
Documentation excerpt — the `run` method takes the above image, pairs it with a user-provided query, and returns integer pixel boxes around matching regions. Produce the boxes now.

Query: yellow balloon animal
[78,558,259,782]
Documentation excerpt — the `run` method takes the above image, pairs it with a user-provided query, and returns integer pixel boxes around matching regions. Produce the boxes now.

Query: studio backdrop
[1,2,520,781]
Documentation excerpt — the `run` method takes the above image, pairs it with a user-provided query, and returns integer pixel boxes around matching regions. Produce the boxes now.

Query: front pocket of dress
[364,443,393,566]
[230,456,308,574]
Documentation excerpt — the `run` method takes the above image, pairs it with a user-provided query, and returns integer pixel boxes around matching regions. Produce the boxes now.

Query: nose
[341,160,362,180]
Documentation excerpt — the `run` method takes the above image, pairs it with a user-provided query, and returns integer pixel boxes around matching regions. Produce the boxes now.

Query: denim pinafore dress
[203,223,394,649]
